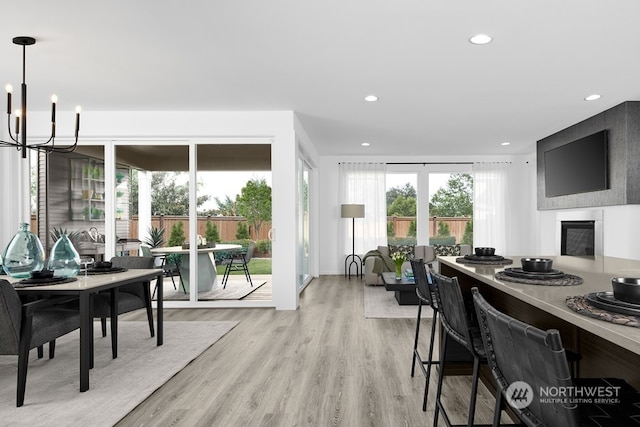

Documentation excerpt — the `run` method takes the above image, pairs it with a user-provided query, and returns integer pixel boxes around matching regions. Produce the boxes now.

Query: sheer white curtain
[338,163,387,258]
[473,162,513,255]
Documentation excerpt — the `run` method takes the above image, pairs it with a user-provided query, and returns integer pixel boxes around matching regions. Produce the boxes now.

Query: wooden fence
[389,216,471,244]
[130,215,271,243]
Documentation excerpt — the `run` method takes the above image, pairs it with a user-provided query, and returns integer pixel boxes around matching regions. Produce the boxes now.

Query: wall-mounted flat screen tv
[544,129,608,197]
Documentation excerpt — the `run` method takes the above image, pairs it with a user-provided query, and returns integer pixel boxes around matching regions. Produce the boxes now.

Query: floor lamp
[341,204,365,279]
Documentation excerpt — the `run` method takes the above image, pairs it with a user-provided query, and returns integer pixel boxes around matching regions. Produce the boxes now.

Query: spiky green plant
[142,226,165,249]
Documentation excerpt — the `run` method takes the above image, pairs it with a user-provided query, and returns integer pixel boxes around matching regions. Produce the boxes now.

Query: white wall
[318,153,537,275]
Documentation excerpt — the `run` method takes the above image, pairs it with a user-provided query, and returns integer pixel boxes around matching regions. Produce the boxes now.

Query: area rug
[364,284,428,319]
[0,320,238,426]
[161,280,267,300]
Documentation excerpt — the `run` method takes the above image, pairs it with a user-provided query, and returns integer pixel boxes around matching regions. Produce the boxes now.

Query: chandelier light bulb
[75,106,82,114]
[5,84,12,93]
[51,94,58,103]
[14,109,21,118]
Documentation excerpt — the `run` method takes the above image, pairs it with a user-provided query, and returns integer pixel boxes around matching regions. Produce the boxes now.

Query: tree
[386,183,416,206]
[236,178,271,236]
[462,220,473,246]
[429,173,473,217]
[129,171,210,216]
[387,195,417,216]
[211,195,239,216]
[437,221,451,237]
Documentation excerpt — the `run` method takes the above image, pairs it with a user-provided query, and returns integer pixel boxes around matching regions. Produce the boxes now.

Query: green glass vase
[48,234,81,277]
[2,223,45,278]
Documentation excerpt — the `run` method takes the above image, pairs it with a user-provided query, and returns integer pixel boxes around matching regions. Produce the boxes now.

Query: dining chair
[141,245,185,297]
[431,271,488,427]
[221,241,255,288]
[0,279,80,407]
[409,258,439,412]
[471,287,640,426]
[92,256,156,358]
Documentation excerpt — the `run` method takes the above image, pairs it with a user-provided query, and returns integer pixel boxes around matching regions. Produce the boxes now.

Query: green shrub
[205,221,220,243]
[255,239,271,254]
[168,222,185,246]
[462,221,473,246]
[437,221,451,237]
[235,222,250,239]
[388,236,417,246]
[386,222,394,237]
[407,221,416,237]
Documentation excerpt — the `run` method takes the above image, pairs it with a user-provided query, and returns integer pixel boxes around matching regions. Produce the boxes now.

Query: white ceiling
[3,1,640,157]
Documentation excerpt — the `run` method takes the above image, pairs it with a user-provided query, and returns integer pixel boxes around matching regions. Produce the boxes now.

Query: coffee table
[381,272,418,305]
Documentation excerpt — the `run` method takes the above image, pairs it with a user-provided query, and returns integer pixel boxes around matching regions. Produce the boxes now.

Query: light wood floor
[118,275,503,426]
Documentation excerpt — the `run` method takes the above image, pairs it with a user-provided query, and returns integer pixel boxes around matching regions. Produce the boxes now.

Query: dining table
[8,268,164,392]
[150,244,242,292]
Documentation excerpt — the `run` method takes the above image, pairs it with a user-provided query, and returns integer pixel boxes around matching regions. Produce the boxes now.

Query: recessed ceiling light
[364,95,378,102]
[584,94,602,101]
[501,142,510,146]
[361,142,370,147]
[469,34,493,45]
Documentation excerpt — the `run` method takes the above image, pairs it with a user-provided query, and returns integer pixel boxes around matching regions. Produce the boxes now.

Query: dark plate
[464,254,505,261]
[86,266,126,273]
[586,292,640,317]
[503,267,565,280]
[595,292,640,309]
[17,276,76,285]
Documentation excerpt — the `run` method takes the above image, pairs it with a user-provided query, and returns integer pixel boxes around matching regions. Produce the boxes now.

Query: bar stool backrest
[431,271,475,352]
[410,258,433,307]
[472,288,579,426]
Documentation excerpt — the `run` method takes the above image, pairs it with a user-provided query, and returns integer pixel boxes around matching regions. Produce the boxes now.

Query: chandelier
[1,36,80,159]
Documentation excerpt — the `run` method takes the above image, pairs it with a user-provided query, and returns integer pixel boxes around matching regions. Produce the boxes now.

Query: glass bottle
[2,223,45,278]
[48,234,81,277]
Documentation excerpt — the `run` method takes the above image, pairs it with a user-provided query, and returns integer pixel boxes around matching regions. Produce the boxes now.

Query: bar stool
[409,258,439,412]
[472,287,640,426]
[431,271,488,427]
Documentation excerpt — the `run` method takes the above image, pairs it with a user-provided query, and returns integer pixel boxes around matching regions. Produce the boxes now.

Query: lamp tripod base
[344,253,363,279]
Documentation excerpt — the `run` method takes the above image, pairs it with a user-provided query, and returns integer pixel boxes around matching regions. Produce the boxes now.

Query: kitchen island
[439,255,640,388]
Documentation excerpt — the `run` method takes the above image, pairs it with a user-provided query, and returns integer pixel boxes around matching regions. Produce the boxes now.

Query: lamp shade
[341,204,365,218]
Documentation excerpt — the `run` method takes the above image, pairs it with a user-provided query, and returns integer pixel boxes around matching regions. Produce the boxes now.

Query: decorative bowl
[93,261,112,269]
[30,269,54,279]
[612,277,640,304]
[521,258,553,273]
[475,247,496,257]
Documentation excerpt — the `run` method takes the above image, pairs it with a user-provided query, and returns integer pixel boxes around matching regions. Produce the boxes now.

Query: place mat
[566,295,640,328]
[14,277,78,288]
[85,267,128,275]
[455,256,513,266]
[495,270,583,286]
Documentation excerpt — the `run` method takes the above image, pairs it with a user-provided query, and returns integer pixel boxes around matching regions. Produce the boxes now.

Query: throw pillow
[433,244,462,256]
[388,244,415,260]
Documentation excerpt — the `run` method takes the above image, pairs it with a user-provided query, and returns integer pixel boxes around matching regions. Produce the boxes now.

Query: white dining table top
[150,244,242,255]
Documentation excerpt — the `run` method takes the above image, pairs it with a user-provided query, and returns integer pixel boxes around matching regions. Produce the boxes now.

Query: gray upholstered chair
[92,256,155,358]
[0,279,80,407]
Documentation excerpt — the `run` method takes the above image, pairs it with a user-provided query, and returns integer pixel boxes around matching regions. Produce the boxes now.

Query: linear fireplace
[556,210,603,257]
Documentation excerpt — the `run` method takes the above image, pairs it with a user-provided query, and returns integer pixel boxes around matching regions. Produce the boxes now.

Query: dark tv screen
[544,130,608,197]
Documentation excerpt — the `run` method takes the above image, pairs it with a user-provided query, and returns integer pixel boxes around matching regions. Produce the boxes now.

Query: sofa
[363,243,471,285]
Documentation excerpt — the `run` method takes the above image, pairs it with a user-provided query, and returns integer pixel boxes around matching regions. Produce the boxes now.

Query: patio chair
[0,279,80,407]
[140,245,185,296]
[221,241,255,288]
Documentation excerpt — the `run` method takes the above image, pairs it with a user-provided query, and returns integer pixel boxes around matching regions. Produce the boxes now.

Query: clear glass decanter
[2,223,46,278]
[48,233,81,277]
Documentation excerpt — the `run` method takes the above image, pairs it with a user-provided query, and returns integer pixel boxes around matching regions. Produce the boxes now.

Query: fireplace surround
[556,210,603,257]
